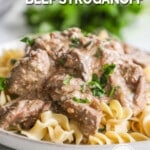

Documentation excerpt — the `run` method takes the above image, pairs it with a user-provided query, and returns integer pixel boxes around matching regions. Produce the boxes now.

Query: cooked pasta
[144,66,150,83]
[0,49,24,77]
[0,91,11,107]
[21,111,75,144]
[88,100,150,145]
[89,131,149,145]
[70,120,83,144]
[139,106,150,137]
[98,100,132,133]
[0,49,23,107]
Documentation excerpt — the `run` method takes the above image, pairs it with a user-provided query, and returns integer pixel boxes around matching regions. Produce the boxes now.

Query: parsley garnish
[98,127,106,133]
[109,86,120,97]
[80,84,86,93]
[63,75,72,85]
[58,56,67,66]
[84,41,92,48]
[100,64,116,88]
[94,47,102,58]
[88,64,115,97]
[21,37,35,46]
[0,77,6,91]
[70,38,81,48]
[10,59,17,65]
[88,74,105,97]
[73,97,90,104]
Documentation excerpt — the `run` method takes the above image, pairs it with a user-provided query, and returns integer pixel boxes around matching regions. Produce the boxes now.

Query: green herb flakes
[88,64,115,97]
[10,59,17,65]
[21,37,35,46]
[63,75,72,85]
[84,41,92,48]
[58,57,67,66]
[70,38,81,48]
[98,128,106,133]
[80,84,86,93]
[94,47,102,58]
[109,86,120,97]
[0,77,6,91]
[88,74,105,97]
[73,97,90,104]
[100,64,116,88]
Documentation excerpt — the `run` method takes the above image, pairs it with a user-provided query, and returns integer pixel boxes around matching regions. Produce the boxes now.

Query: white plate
[0,41,150,150]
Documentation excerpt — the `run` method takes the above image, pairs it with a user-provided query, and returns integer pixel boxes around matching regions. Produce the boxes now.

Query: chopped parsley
[70,38,81,48]
[94,47,102,58]
[84,41,92,48]
[73,97,90,104]
[63,75,72,85]
[58,57,67,66]
[100,64,116,88]
[21,37,35,46]
[80,84,86,93]
[10,59,17,65]
[109,86,120,97]
[88,74,105,97]
[98,127,106,133]
[0,77,6,91]
[88,64,115,97]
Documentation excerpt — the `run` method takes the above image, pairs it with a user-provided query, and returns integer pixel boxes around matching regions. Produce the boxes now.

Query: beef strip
[63,49,98,81]
[123,43,150,67]
[46,72,97,104]
[101,47,147,115]
[61,100,101,137]
[31,28,102,81]
[0,99,51,130]
[7,49,52,100]
[46,73,102,136]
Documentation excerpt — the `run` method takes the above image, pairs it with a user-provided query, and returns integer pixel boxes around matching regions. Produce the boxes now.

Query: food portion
[0,28,150,145]
[0,99,51,130]
[7,49,51,100]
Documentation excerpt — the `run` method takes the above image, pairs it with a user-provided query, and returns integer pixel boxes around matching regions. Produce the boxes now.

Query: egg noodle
[0,49,150,145]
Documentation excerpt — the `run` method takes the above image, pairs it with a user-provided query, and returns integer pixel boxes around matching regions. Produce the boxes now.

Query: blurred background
[0,0,150,50]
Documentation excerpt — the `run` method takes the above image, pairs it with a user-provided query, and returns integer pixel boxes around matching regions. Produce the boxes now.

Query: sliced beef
[7,49,52,100]
[101,48,147,115]
[63,49,94,81]
[130,50,150,68]
[61,100,101,137]
[31,28,102,81]
[46,73,102,136]
[123,43,150,67]
[46,73,93,103]
[0,99,51,130]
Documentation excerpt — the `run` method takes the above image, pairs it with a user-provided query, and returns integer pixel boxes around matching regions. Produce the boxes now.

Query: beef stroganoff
[0,28,150,145]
